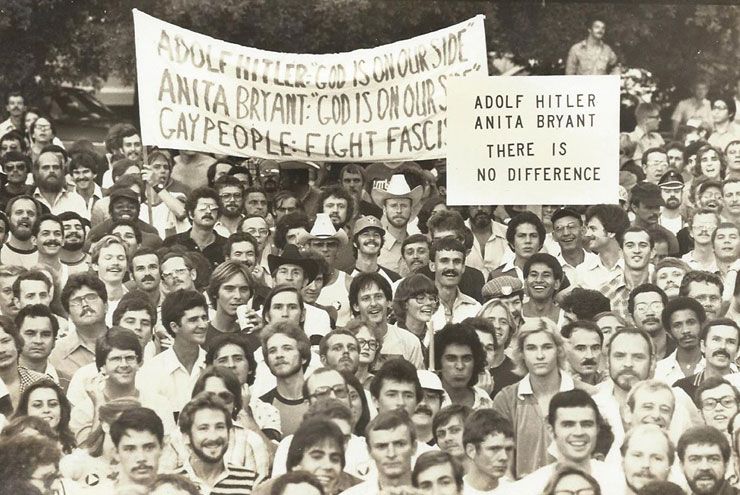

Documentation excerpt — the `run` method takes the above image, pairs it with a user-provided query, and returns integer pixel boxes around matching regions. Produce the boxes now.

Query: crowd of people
[1,16,740,495]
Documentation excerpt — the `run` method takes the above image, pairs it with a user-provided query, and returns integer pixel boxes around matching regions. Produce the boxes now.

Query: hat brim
[267,254,319,282]
[306,229,349,248]
[371,185,424,210]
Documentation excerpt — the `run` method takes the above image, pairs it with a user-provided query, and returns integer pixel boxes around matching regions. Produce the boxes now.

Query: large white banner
[133,9,487,161]
[446,75,620,205]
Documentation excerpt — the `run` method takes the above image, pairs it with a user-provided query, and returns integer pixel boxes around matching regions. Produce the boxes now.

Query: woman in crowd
[393,273,439,364]
[14,380,76,454]
[344,318,380,387]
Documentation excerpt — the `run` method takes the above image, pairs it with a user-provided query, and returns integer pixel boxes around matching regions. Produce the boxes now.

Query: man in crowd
[462,408,514,494]
[351,215,401,285]
[683,209,720,272]
[0,312,46,410]
[550,206,597,281]
[430,237,481,331]
[1,195,40,268]
[32,150,88,219]
[15,303,59,381]
[562,320,605,385]
[130,247,163,310]
[59,211,90,274]
[565,18,618,75]
[677,426,739,495]
[680,270,724,319]
[658,170,686,235]
[434,322,491,409]
[107,407,165,493]
[205,260,254,347]
[164,187,226,268]
[400,234,431,275]
[432,404,471,473]
[521,253,563,324]
[602,227,655,322]
[654,296,707,384]
[412,451,464,495]
[630,102,666,162]
[213,175,245,237]
[576,204,630,290]
[620,424,674,493]
[464,205,510,279]
[490,211,546,283]
[0,91,25,136]
[629,284,672,359]
[0,152,33,210]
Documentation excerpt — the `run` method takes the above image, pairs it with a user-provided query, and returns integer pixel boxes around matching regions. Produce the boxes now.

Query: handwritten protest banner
[445,75,620,205]
[133,9,487,161]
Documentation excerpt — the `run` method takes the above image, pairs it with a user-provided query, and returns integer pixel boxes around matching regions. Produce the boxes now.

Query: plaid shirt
[18,366,49,393]
[598,276,633,324]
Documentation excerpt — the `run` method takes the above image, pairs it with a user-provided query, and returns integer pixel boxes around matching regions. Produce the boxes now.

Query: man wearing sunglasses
[0,151,32,211]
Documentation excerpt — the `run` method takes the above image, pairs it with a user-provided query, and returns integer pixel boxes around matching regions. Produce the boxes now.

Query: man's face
[700,149,723,179]
[132,254,161,293]
[118,309,153,351]
[375,379,417,415]
[465,433,513,482]
[160,257,195,292]
[8,198,37,242]
[384,198,412,229]
[669,308,704,354]
[699,383,738,433]
[60,219,85,252]
[608,333,652,392]
[186,408,229,463]
[33,219,62,258]
[213,162,232,183]
[0,276,18,317]
[724,183,740,218]
[116,429,162,486]
[95,243,127,285]
[623,430,672,492]
[103,347,139,387]
[415,461,461,495]
[321,334,359,374]
[550,406,598,464]
[655,266,685,299]
[476,330,496,368]
[171,306,209,346]
[33,118,53,142]
[265,333,304,378]
[512,223,540,258]
[295,438,343,493]
[35,152,64,193]
[111,225,138,253]
[352,283,388,326]
[0,328,18,371]
[309,239,340,266]
[369,425,414,480]
[266,290,304,325]
[228,241,257,268]
[111,197,140,222]
[704,325,740,371]
[274,196,299,221]
[622,231,652,270]
[323,196,349,228]
[440,343,474,390]
[218,185,244,219]
[567,328,602,378]
[192,197,219,229]
[19,316,54,362]
[120,134,143,162]
[213,343,250,385]
[17,279,51,309]
[667,149,685,170]
[631,291,664,336]
[67,286,106,327]
[687,281,722,319]
[692,213,719,247]
[525,262,558,302]
[627,387,675,430]
[589,20,605,39]
[355,228,383,257]
[522,331,558,377]
[241,217,269,250]
[306,370,350,408]
[274,263,306,290]
[682,443,727,495]
[633,201,661,227]
[413,388,442,430]
[712,99,731,125]
[435,414,466,457]
[341,171,364,196]
[148,157,171,186]
[245,192,268,217]
[698,187,723,212]
[71,165,95,191]
[469,205,494,229]
[217,272,251,317]
[552,216,583,252]
[3,158,27,183]
[6,95,24,117]
[583,216,610,253]
[643,152,668,184]
[595,315,624,352]
[431,249,465,288]
[643,109,661,132]
[727,142,740,173]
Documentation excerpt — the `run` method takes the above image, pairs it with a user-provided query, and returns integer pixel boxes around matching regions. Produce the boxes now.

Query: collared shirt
[49,330,98,389]
[681,250,719,273]
[214,217,243,238]
[488,253,524,283]
[709,122,740,152]
[629,125,665,162]
[431,289,482,331]
[491,372,576,478]
[565,39,618,75]
[0,118,18,137]
[574,255,624,290]
[672,97,713,129]
[139,346,207,413]
[77,183,104,218]
[555,249,600,286]
[377,324,425,369]
[464,219,511,279]
[377,218,405,275]
[17,366,48,393]
[654,350,708,386]
[163,229,226,268]
[173,459,257,495]
[596,266,653,324]
[32,188,90,220]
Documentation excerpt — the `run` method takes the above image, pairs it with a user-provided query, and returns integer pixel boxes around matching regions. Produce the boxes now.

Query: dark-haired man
[108,407,165,492]
[16,303,59,382]
[575,204,630,291]
[602,226,654,323]
[164,187,226,268]
[1,195,40,269]
[521,253,563,325]
[430,237,480,331]
[565,19,618,76]
[654,297,707,384]
[0,151,33,210]
[677,426,739,495]
[59,211,91,274]
[464,205,510,280]
[462,408,514,494]
[0,92,25,136]
[489,211,545,283]
[562,320,605,386]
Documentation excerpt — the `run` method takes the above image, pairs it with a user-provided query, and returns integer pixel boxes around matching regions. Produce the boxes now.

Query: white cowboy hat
[306,213,349,248]
[371,174,424,209]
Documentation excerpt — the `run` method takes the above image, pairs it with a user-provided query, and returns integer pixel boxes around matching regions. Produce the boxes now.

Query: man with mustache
[673,318,740,404]
[414,370,445,446]
[432,404,471,469]
[164,187,226,268]
[213,175,245,237]
[108,407,165,493]
[713,223,740,280]
[68,150,103,218]
[400,234,431,276]
[16,303,59,382]
[32,214,65,284]
[658,171,686,236]
[620,424,674,494]
[429,237,480,331]
[464,205,510,279]
[351,215,401,286]
[629,283,673,359]
[31,150,88,219]
[655,297,707,385]
[1,195,41,269]
[680,270,725,320]
[683,209,721,271]
[563,320,605,385]
[462,409,514,494]
[319,329,360,374]
[434,323,492,410]
[174,392,257,494]
[317,186,355,273]
[565,18,618,76]
[0,91,25,137]
[58,211,90,275]
[654,257,691,299]
[575,204,630,290]
[678,426,739,495]
[0,151,33,211]
[631,181,680,256]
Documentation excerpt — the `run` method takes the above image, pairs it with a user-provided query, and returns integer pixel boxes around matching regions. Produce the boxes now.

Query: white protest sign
[445,75,620,205]
[133,9,487,161]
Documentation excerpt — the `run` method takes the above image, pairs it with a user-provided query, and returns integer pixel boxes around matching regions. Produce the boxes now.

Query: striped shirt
[173,461,257,495]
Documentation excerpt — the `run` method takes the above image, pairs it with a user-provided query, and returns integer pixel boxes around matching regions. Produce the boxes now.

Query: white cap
[417,370,444,392]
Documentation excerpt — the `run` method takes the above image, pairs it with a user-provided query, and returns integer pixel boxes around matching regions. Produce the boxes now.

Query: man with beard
[550,207,597,281]
[164,187,227,268]
[32,214,65,284]
[1,195,40,269]
[318,186,355,272]
[0,91,25,137]
[684,209,720,272]
[87,185,163,250]
[620,424,674,494]
[213,175,245,237]
[654,257,691,299]
[521,253,563,325]
[659,171,686,235]
[49,273,109,389]
[0,151,33,211]
[655,297,707,384]
[674,318,740,403]
[371,174,424,275]
[351,215,401,285]
[258,321,311,437]
[430,237,480,331]
[175,392,257,494]
[600,226,654,323]
[434,323,491,410]
[415,370,445,446]
[69,150,103,218]
[400,234,431,275]
[565,18,618,75]
[462,409,514,494]
[680,271,725,320]
[575,204,630,290]
[464,205,510,279]
[562,320,605,385]
[630,181,679,254]
[319,329,360,374]
[117,127,143,164]
[58,211,90,274]
[678,426,739,495]
[32,150,88,219]
[629,283,672,359]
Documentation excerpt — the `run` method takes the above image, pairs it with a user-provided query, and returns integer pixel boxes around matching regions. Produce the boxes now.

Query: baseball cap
[417,370,444,392]
[354,215,385,236]
[482,276,524,301]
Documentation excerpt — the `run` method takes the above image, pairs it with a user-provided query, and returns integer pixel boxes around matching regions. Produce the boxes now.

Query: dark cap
[110,187,140,203]
[630,181,665,207]
[697,179,723,197]
[658,170,684,188]
[550,207,582,226]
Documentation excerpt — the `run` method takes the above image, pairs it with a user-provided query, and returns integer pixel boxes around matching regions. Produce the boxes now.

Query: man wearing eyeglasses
[163,186,226,268]
[628,283,673,359]
[708,97,740,152]
[213,175,245,237]
[695,377,740,437]
[550,207,596,282]
[629,102,665,163]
